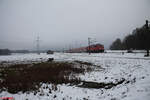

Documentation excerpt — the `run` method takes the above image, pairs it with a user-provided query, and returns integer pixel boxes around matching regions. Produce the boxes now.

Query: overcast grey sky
[0,0,150,50]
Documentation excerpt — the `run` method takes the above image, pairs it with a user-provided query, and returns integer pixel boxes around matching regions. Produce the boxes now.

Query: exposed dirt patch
[0,61,84,93]
[74,60,101,67]
[0,61,127,94]
[78,78,125,89]
[74,60,93,66]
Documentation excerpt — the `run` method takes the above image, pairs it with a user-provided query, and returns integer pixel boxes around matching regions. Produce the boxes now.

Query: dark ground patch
[0,61,85,93]
[78,78,125,89]
[74,60,101,67]
[0,61,127,94]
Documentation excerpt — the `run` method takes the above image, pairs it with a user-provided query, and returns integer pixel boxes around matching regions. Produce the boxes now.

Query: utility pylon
[88,37,91,55]
[36,36,40,54]
[88,37,97,55]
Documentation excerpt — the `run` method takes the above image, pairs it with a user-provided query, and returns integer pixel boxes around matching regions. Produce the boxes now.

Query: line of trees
[0,49,11,55]
[110,21,150,56]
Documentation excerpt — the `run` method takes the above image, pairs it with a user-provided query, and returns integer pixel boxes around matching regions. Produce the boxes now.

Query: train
[66,43,104,53]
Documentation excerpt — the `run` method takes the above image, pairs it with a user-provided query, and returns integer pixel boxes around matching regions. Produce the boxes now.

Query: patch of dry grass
[0,61,84,93]
[74,60,101,68]
[0,61,126,94]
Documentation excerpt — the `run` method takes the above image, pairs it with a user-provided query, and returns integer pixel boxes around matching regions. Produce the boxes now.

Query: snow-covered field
[0,52,150,100]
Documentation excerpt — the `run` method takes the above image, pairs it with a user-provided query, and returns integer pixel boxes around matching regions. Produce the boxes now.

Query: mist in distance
[0,0,150,50]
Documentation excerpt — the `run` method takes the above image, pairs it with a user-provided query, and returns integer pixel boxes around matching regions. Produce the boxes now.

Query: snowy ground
[0,51,150,100]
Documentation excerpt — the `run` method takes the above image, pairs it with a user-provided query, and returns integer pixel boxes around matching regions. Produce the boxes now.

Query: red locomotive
[66,44,104,53]
[87,44,104,53]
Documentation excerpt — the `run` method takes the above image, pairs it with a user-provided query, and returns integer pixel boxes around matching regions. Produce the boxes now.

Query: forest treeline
[110,23,150,51]
[0,49,11,55]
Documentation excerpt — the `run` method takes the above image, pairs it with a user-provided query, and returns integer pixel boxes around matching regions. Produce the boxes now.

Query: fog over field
[0,0,150,50]
[1,1,150,99]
